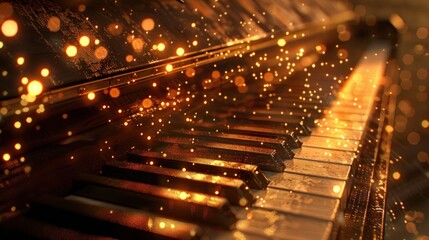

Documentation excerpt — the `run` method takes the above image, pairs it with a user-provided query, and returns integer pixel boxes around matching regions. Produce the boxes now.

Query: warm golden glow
[125,54,133,62]
[132,38,144,53]
[142,98,153,108]
[47,16,61,32]
[17,57,25,65]
[185,68,196,77]
[87,92,95,100]
[234,76,245,87]
[176,47,185,56]
[2,153,11,162]
[14,121,21,129]
[332,185,341,193]
[79,36,90,47]
[94,46,108,60]
[393,171,401,180]
[179,191,188,200]
[157,43,166,51]
[141,18,155,31]
[27,80,43,96]
[66,45,78,57]
[165,64,173,72]
[109,88,120,98]
[1,19,18,37]
[277,38,286,47]
[40,68,50,77]
[263,72,274,82]
[14,143,21,150]
[211,70,221,79]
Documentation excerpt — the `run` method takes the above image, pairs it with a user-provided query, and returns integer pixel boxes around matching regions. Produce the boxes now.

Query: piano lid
[0,0,352,100]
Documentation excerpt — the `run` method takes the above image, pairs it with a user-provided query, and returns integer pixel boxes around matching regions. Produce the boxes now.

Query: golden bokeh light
[185,68,196,77]
[141,18,155,31]
[142,98,153,108]
[392,171,401,180]
[165,64,173,72]
[277,39,286,47]
[14,143,21,150]
[211,70,221,79]
[234,76,246,87]
[79,36,90,47]
[109,88,120,98]
[17,57,25,65]
[27,80,43,96]
[125,54,134,62]
[132,38,144,53]
[157,43,166,51]
[176,47,185,56]
[47,16,61,32]
[41,68,50,77]
[87,92,95,100]
[263,72,274,82]
[1,19,18,37]
[332,185,341,193]
[2,153,11,162]
[66,45,78,57]
[94,46,108,60]
[14,121,21,129]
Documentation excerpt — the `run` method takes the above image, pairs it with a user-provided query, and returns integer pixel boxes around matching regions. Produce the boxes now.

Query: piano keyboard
[0,39,390,239]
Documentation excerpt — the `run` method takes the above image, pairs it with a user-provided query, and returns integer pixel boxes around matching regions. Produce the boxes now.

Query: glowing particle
[109,88,120,98]
[2,153,11,161]
[234,76,245,87]
[263,72,274,82]
[142,98,153,108]
[165,64,173,72]
[21,77,28,85]
[1,19,18,37]
[78,4,86,12]
[41,68,50,77]
[87,92,95,100]
[14,143,21,150]
[132,38,144,53]
[14,121,21,129]
[141,18,155,31]
[277,39,286,47]
[147,136,151,140]
[176,47,185,56]
[17,57,25,65]
[185,68,196,77]
[125,54,133,62]
[157,43,165,51]
[159,222,165,229]
[332,185,341,193]
[66,45,78,57]
[211,70,221,79]
[385,125,394,133]
[392,172,400,180]
[191,22,196,28]
[179,191,188,200]
[27,80,43,96]
[26,117,32,123]
[94,39,100,45]
[422,120,428,128]
[94,46,108,60]
[192,40,198,46]
[79,36,90,47]
[47,16,61,32]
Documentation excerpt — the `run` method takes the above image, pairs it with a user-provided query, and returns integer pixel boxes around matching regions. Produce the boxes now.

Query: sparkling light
[66,45,78,57]
[277,39,286,47]
[17,57,25,65]
[2,153,11,162]
[87,92,95,100]
[165,64,173,72]
[79,36,90,47]
[27,80,43,96]
[1,19,18,37]
[157,43,166,51]
[141,18,155,31]
[41,68,50,77]
[176,47,185,56]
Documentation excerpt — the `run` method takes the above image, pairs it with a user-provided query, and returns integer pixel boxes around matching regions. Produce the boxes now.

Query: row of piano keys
[0,40,387,240]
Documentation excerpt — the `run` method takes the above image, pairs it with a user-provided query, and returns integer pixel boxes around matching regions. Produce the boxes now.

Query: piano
[0,0,399,239]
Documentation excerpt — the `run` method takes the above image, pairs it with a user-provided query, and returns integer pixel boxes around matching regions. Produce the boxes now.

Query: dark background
[350,0,429,238]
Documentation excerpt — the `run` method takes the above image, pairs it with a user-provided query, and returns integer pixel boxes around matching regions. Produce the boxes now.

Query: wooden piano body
[0,0,399,239]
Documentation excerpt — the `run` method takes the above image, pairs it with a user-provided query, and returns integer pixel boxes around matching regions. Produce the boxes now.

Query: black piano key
[155,136,286,172]
[72,174,237,229]
[127,150,269,189]
[200,114,312,136]
[192,121,307,143]
[0,215,117,240]
[28,195,204,240]
[102,161,255,207]
[168,129,294,160]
